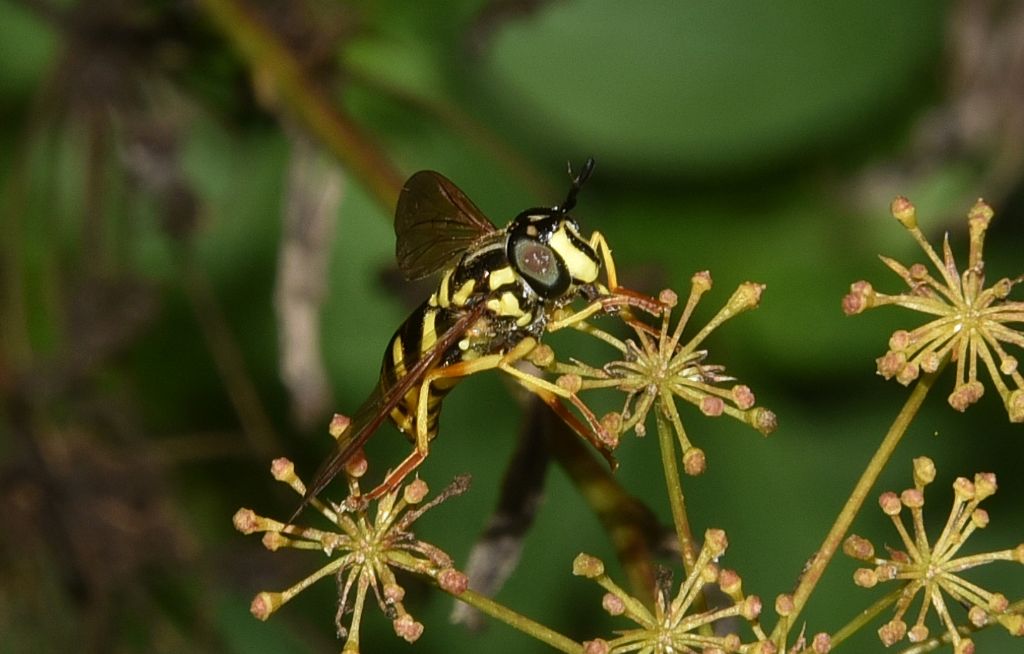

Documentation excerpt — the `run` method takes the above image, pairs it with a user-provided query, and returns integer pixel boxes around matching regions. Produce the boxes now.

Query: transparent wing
[395,171,496,280]
[293,302,487,517]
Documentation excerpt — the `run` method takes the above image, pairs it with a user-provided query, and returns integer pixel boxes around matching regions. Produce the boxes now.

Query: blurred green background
[2,0,1023,652]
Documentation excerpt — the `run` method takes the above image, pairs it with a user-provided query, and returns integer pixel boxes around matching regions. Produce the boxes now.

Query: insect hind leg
[360,353,507,501]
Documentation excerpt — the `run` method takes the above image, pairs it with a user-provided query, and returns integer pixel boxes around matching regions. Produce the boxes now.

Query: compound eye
[512,239,568,295]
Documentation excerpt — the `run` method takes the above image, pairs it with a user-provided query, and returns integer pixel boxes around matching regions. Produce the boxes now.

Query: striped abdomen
[380,301,463,442]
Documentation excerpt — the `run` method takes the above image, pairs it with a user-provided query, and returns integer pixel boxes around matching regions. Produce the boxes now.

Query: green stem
[771,367,943,641]
[655,406,718,639]
[444,587,581,654]
[827,586,901,650]
[197,0,404,210]
[655,407,698,574]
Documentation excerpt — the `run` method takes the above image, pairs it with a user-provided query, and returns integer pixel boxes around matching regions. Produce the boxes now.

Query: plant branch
[655,406,698,573]
[444,586,580,654]
[197,0,404,210]
[827,586,901,650]
[771,366,944,641]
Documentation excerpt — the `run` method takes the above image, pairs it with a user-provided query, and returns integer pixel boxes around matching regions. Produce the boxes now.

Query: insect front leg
[589,230,620,291]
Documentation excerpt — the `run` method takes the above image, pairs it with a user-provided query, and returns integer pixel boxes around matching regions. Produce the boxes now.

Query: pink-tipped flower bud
[878,619,907,646]
[437,568,468,594]
[557,373,582,394]
[683,447,706,476]
[404,478,429,504]
[393,614,424,643]
[740,595,762,621]
[572,553,605,578]
[271,457,296,482]
[691,271,713,294]
[659,288,679,307]
[601,592,625,616]
[879,491,902,515]
[843,535,875,561]
[700,395,724,416]
[250,591,282,621]
[329,413,351,439]
[343,449,368,478]
[908,624,930,642]
[890,196,917,229]
[912,456,936,487]
[900,488,924,509]
[774,594,794,617]
[811,632,831,653]
[732,384,755,409]
[853,568,878,588]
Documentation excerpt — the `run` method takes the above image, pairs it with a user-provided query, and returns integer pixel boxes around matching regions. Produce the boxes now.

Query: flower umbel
[844,456,1024,651]
[557,274,777,474]
[843,197,1024,421]
[573,529,771,653]
[233,451,469,652]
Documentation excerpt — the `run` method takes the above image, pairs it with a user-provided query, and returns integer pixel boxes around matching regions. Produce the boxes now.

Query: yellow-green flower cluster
[844,456,1024,651]
[233,454,468,652]
[843,197,1024,421]
[573,529,773,654]
[557,274,777,475]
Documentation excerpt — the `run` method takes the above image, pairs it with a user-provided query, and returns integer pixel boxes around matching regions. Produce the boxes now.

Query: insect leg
[498,337,617,456]
[589,230,620,291]
[518,383,618,469]
[495,337,578,399]
[361,352,507,500]
[545,300,606,333]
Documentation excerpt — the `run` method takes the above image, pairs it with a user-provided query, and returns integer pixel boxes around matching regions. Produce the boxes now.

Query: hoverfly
[296,159,658,515]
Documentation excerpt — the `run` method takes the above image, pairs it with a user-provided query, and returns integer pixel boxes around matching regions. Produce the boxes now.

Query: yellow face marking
[420,310,438,353]
[452,279,476,306]
[549,226,599,283]
[488,266,517,291]
[515,310,533,327]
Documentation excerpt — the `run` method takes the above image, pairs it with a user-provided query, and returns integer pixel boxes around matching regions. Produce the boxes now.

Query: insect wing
[395,171,496,280]
[294,302,488,517]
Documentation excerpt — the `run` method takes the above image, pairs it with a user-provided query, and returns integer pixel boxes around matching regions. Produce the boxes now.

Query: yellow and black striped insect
[298,159,654,513]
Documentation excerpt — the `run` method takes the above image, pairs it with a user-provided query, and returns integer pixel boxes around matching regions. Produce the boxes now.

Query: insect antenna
[560,156,596,213]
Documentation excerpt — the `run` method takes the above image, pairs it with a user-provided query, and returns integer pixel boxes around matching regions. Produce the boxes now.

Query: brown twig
[197,0,405,210]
